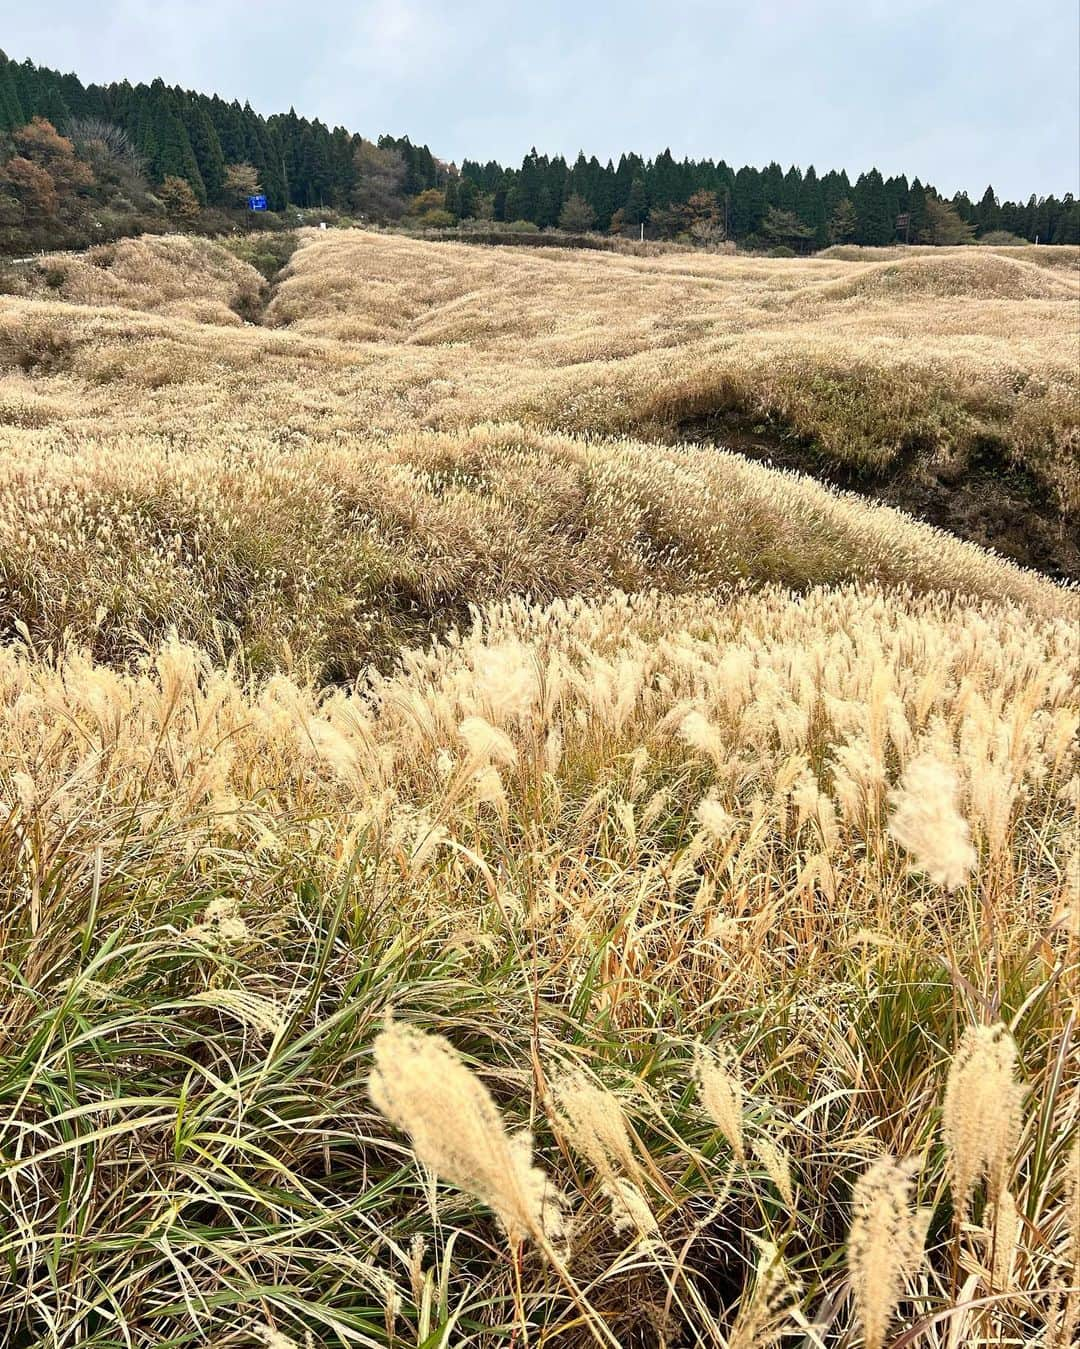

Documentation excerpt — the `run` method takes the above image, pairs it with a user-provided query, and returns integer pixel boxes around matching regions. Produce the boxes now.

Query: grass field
[0,230,1077,1348]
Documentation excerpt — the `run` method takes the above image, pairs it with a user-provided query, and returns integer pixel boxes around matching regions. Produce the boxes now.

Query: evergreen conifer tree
[624,174,649,225]
[0,53,26,131]
[181,95,225,203]
[853,169,892,244]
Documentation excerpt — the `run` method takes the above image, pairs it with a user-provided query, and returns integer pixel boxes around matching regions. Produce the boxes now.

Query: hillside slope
[0,232,1075,676]
[3,231,1079,596]
[0,231,1077,1348]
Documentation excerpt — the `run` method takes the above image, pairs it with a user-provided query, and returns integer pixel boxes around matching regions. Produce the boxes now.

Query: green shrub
[978,230,1030,246]
[221,230,300,280]
[416,208,456,229]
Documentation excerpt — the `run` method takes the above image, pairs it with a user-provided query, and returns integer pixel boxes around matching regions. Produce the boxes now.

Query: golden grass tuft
[886,751,978,890]
[370,1020,568,1249]
[693,1041,747,1162]
[19,233,267,325]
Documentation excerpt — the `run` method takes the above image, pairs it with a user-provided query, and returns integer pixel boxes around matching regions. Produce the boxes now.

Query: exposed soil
[678,412,1080,582]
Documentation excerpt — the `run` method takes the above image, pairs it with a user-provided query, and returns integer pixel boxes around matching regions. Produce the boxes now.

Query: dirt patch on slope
[679,412,1080,581]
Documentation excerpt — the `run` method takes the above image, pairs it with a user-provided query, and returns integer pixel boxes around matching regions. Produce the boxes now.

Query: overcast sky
[3,0,1077,199]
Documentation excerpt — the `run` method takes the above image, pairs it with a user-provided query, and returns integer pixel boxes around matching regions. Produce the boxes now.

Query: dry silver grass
[988,1184,1020,1293]
[1045,1136,1080,1349]
[603,1178,660,1245]
[549,1069,660,1244]
[1047,1292,1080,1349]
[941,1023,1025,1218]
[727,1238,801,1349]
[753,1134,795,1210]
[24,234,266,327]
[549,1066,642,1187]
[887,751,977,890]
[1,228,1078,1347]
[255,1324,314,1349]
[0,228,1075,684]
[692,1042,746,1163]
[408,1233,427,1307]
[458,714,518,767]
[695,792,737,842]
[0,411,1070,690]
[847,1155,931,1349]
[370,1020,567,1249]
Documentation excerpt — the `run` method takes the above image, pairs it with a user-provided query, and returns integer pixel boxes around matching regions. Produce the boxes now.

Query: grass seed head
[887,751,977,890]
[370,1020,567,1248]
[847,1155,930,1349]
[693,1041,746,1162]
[941,1022,1025,1218]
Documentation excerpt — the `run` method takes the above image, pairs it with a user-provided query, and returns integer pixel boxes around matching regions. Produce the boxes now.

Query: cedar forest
[1,48,1078,254]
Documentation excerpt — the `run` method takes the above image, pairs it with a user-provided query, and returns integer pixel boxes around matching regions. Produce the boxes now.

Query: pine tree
[853,169,892,244]
[651,148,680,208]
[799,165,827,246]
[0,52,26,131]
[623,175,649,225]
[975,184,1000,235]
[308,121,335,205]
[781,163,802,213]
[38,85,71,129]
[147,81,204,199]
[730,165,765,237]
[535,181,556,228]
[827,197,858,243]
[921,194,975,244]
[762,205,815,251]
[209,98,246,163]
[593,159,618,229]
[558,192,595,231]
[181,95,225,203]
[907,179,928,242]
[762,161,784,210]
[329,127,357,205]
[1052,194,1079,244]
[546,155,568,220]
[516,148,542,222]
[456,176,477,219]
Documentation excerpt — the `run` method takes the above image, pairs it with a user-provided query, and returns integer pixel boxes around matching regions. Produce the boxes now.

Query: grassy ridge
[4,232,1078,510]
[0,420,1072,680]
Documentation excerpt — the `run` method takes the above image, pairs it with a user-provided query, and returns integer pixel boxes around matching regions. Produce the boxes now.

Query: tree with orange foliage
[0,117,95,250]
[159,175,201,223]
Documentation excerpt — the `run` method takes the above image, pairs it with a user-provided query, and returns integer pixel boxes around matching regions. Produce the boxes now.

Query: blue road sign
[248,195,268,211]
